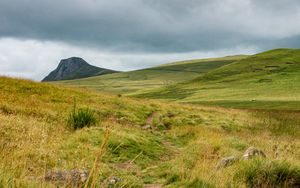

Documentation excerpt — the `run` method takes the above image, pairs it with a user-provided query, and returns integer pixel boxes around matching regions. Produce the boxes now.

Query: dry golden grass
[0,76,299,187]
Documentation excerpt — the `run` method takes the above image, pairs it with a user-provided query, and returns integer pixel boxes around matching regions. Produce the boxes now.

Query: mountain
[42,57,118,82]
[57,55,247,94]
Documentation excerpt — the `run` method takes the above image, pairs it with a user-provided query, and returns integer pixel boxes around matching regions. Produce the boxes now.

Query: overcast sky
[0,0,300,80]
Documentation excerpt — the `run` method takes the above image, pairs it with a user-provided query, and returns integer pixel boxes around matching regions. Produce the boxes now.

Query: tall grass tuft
[235,159,300,188]
[68,105,97,130]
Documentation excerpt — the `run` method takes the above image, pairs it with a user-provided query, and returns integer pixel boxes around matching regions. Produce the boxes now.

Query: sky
[0,0,300,81]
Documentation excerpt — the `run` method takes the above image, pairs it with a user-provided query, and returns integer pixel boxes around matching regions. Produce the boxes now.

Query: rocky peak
[42,57,117,82]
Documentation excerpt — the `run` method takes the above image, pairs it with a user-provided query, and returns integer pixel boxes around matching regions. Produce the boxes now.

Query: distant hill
[42,57,118,82]
[57,55,246,94]
[55,49,300,110]
[136,48,300,110]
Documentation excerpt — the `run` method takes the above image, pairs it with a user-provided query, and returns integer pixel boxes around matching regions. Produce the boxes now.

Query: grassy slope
[136,49,300,110]
[57,56,244,95]
[0,77,299,187]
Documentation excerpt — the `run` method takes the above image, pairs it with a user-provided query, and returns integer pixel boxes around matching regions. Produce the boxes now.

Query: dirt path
[141,140,181,187]
[142,112,159,130]
[146,112,159,126]
[141,111,181,187]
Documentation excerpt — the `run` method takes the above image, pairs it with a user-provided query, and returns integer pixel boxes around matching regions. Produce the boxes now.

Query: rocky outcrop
[243,146,266,160]
[43,169,88,187]
[216,156,237,169]
[217,147,266,169]
[42,57,117,82]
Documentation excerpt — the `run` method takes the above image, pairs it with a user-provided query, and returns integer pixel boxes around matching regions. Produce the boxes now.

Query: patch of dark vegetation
[286,62,295,65]
[177,131,196,145]
[149,60,236,74]
[252,110,300,136]
[258,78,272,83]
[166,174,181,184]
[68,106,97,130]
[136,86,194,100]
[253,68,263,72]
[235,160,300,188]
[221,122,241,132]
[269,67,287,73]
[0,105,15,115]
[265,65,280,68]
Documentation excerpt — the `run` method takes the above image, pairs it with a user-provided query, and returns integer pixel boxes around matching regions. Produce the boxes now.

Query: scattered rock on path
[216,156,237,169]
[141,124,152,130]
[107,176,122,186]
[44,169,88,187]
[243,146,266,160]
[144,184,162,188]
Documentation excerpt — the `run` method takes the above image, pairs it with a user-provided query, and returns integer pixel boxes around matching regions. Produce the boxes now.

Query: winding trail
[145,112,159,126]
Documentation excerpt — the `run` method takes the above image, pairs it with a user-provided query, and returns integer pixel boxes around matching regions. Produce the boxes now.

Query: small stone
[243,146,266,160]
[141,125,151,130]
[44,169,88,186]
[216,156,237,169]
[166,112,175,118]
[108,176,122,186]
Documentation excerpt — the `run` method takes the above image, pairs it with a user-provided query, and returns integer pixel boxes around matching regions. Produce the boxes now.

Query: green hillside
[57,56,245,95]
[136,49,300,110]
[0,77,299,187]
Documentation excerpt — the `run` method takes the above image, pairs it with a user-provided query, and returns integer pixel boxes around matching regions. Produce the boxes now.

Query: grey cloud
[0,0,300,81]
[0,0,300,53]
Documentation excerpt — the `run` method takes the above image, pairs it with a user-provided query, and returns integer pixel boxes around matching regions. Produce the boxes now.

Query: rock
[44,169,88,187]
[243,146,266,160]
[216,156,237,169]
[141,124,151,130]
[166,112,175,118]
[107,176,122,186]
[42,57,117,82]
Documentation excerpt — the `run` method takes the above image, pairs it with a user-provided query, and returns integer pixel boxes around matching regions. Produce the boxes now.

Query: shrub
[166,174,180,184]
[68,107,97,130]
[235,159,300,188]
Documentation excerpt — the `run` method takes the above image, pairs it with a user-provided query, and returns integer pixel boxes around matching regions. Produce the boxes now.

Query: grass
[57,56,242,95]
[0,76,299,187]
[135,48,300,110]
[56,48,300,111]
[235,159,300,187]
[68,106,97,130]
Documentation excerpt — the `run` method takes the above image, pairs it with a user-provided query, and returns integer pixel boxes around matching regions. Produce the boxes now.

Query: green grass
[235,159,300,187]
[135,49,300,110]
[57,56,243,95]
[56,48,300,110]
[68,107,97,130]
[2,48,300,187]
[0,76,299,187]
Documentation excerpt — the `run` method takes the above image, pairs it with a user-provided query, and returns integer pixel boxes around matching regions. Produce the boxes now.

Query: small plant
[68,105,97,130]
[235,159,300,188]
